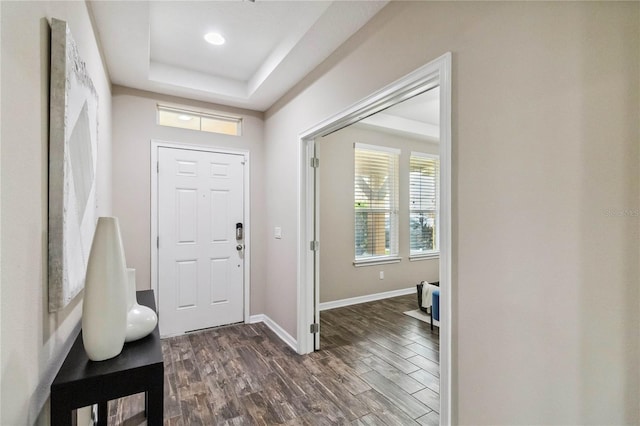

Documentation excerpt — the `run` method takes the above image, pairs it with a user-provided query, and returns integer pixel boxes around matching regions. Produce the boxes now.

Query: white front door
[158,147,245,336]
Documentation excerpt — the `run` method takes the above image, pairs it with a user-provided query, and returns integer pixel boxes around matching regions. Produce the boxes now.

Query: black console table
[51,290,164,425]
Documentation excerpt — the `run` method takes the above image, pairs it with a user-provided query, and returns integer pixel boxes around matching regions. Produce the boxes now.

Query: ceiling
[88,0,388,112]
[356,87,440,141]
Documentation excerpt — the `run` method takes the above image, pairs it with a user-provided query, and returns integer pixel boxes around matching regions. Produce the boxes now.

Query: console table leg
[146,372,164,425]
[97,401,108,426]
[50,399,72,426]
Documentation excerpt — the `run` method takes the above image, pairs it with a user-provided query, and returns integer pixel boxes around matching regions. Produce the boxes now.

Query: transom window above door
[157,104,242,136]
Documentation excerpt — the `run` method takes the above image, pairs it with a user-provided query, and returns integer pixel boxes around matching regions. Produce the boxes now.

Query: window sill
[353,256,402,267]
[409,252,440,261]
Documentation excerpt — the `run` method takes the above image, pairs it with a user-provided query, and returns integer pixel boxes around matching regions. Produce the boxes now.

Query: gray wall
[318,125,439,303]
[263,2,640,424]
[111,86,266,315]
[1,1,113,423]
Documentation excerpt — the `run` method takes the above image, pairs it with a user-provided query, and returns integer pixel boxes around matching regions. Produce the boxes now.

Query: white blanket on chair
[421,281,438,312]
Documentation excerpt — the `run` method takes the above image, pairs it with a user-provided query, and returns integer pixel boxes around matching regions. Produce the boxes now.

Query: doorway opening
[297,53,452,424]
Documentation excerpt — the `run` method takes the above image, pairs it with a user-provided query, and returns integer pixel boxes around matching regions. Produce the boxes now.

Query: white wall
[264,2,639,424]
[111,86,266,315]
[0,1,112,424]
[319,125,439,303]
[0,3,3,422]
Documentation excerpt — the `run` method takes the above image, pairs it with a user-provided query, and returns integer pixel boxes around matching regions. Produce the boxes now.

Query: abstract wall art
[48,18,99,312]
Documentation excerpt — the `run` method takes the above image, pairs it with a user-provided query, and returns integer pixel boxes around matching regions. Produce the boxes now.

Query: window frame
[409,151,440,260]
[353,143,401,266]
[156,104,243,136]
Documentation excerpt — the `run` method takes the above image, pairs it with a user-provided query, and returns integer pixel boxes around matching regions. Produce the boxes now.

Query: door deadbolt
[236,244,243,251]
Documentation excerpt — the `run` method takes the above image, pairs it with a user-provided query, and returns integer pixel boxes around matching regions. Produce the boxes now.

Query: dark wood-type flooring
[107,294,440,425]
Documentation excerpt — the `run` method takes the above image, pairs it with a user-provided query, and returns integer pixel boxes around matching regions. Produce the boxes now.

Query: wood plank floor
[107,294,440,425]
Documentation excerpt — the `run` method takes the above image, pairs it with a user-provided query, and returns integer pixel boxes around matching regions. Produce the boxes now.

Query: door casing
[150,140,251,331]
[297,53,452,425]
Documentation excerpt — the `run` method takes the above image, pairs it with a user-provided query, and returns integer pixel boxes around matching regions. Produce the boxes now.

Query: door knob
[236,244,243,251]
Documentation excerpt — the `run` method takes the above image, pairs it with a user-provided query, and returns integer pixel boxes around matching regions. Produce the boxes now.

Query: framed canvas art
[48,18,99,312]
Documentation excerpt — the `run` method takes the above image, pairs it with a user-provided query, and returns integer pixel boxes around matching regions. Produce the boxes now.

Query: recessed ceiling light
[204,32,225,46]
[178,115,193,121]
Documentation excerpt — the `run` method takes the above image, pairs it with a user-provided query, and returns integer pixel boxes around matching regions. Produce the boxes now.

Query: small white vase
[125,268,158,342]
[82,217,128,361]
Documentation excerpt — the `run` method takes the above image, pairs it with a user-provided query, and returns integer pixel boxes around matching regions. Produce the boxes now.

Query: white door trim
[296,52,452,425]
[150,139,251,326]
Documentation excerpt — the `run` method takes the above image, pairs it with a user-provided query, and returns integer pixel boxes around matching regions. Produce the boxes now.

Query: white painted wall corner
[249,314,297,351]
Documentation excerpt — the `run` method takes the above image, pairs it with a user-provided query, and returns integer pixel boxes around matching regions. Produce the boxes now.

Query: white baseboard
[319,286,416,311]
[248,314,264,325]
[247,287,415,351]
[248,314,297,351]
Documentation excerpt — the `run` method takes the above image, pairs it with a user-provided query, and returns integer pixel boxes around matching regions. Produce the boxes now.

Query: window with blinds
[354,144,399,260]
[409,153,440,255]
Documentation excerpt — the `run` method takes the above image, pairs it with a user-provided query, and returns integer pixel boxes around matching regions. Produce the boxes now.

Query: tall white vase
[125,268,158,342]
[82,217,128,361]
[126,268,137,312]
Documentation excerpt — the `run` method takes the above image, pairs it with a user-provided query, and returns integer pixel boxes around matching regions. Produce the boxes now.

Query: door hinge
[310,241,319,251]
[157,236,159,249]
[310,323,319,334]
[310,157,319,168]
[157,162,159,173]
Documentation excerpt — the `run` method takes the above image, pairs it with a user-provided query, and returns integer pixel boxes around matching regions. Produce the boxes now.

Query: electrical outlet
[379,271,384,280]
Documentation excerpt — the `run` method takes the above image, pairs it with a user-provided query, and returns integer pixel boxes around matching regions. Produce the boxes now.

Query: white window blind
[409,153,439,255]
[354,144,399,260]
